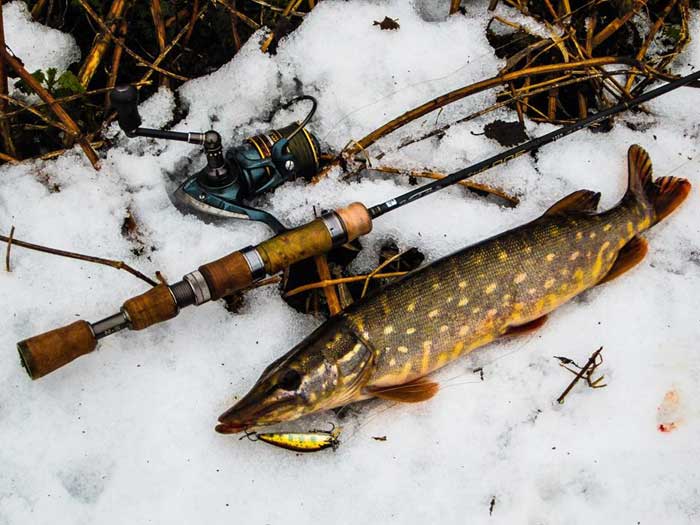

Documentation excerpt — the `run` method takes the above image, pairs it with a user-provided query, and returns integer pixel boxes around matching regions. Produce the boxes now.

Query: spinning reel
[110,85,321,233]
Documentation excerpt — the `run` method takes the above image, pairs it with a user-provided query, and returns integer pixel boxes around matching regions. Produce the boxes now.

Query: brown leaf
[373,16,400,30]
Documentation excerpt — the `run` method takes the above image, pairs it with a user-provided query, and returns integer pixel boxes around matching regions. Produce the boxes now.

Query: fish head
[216,322,373,434]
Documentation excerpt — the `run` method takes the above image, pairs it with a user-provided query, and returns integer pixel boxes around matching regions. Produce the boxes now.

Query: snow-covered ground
[1,1,699,523]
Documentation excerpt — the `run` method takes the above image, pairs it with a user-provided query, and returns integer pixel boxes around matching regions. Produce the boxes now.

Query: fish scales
[343,202,645,388]
[216,145,691,433]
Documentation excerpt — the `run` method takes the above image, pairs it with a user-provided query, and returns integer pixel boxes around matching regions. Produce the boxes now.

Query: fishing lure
[243,424,341,453]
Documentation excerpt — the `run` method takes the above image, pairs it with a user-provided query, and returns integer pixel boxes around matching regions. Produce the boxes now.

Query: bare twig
[76,0,189,82]
[5,225,14,272]
[556,347,606,403]
[183,0,200,47]
[0,93,73,134]
[449,0,462,14]
[372,166,519,205]
[0,232,157,286]
[242,0,305,16]
[34,141,105,161]
[150,0,169,88]
[0,151,18,163]
[624,0,680,93]
[591,4,640,49]
[361,251,406,299]
[314,255,342,315]
[78,0,128,89]
[0,82,150,120]
[138,2,210,86]
[396,69,638,150]
[228,0,242,51]
[31,0,48,20]
[212,0,261,29]
[346,57,634,157]
[0,48,101,169]
[105,20,127,109]
[0,2,16,158]
[285,272,407,298]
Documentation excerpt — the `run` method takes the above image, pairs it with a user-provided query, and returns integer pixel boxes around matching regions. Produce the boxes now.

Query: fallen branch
[0,231,157,286]
[0,48,100,169]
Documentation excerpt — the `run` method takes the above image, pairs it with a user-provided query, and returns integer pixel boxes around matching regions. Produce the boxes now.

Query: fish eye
[278,369,301,391]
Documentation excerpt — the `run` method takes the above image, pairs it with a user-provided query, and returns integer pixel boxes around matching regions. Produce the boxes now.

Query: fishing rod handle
[18,321,97,380]
[198,202,372,299]
[17,203,372,380]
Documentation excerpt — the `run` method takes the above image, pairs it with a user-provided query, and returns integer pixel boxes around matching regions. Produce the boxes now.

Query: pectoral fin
[368,377,439,403]
[544,190,601,216]
[598,236,648,285]
[504,315,548,336]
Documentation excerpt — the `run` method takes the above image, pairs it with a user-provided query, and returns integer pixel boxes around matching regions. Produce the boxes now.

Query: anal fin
[598,235,648,285]
[504,315,548,336]
[368,377,439,403]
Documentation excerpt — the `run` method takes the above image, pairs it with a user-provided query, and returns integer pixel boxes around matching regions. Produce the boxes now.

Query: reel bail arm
[17,203,372,379]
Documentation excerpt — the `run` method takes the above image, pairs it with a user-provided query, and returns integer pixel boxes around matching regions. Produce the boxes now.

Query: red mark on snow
[658,423,678,433]
[656,389,682,433]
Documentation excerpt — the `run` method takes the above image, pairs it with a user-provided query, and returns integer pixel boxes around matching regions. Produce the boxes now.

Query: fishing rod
[17,69,700,380]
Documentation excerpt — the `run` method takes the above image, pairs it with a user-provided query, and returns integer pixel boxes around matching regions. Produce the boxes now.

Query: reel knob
[110,85,142,136]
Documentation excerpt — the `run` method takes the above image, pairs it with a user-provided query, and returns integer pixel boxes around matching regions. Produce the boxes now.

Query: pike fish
[216,145,691,433]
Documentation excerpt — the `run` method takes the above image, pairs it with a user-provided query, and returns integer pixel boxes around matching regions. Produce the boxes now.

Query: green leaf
[57,71,85,94]
[13,69,46,95]
[45,67,58,91]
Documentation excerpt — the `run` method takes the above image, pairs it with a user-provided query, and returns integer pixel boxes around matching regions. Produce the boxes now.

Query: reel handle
[110,85,142,136]
[17,203,373,379]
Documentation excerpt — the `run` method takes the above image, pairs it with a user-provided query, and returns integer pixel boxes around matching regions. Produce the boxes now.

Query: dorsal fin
[627,145,654,197]
[544,190,601,216]
[368,377,439,403]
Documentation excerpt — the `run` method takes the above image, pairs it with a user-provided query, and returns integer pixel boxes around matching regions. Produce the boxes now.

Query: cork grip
[199,250,253,300]
[18,320,97,380]
[122,284,179,330]
[336,202,372,240]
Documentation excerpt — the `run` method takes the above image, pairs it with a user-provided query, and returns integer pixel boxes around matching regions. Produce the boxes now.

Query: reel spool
[110,86,320,233]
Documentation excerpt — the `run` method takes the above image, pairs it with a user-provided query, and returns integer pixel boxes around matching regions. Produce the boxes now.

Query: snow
[1,0,699,523]
[2,1,80,96]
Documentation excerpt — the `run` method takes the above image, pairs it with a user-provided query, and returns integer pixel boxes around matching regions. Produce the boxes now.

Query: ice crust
[0,1,699,523]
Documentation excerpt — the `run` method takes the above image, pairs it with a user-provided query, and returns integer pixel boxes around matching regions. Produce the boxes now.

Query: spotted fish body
[216,146,691,433]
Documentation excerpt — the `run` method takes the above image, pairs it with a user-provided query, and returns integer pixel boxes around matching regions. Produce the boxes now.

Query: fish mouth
[214,421,252,434]
[216,396,292,435]
[215,406,255,434]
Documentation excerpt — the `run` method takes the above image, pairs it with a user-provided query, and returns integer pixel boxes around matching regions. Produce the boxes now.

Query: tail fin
[626,145,692,225]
